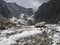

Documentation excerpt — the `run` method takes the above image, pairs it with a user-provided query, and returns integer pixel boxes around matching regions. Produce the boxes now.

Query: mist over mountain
[4,0,49,11]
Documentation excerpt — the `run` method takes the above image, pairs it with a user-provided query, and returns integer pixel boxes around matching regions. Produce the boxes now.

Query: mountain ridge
[35,0,60,24]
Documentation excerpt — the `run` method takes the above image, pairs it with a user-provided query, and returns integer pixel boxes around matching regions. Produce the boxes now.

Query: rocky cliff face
[0,0,10,25]
[0,0,10,18]
[0,0,33,19]
[6,2,33,18]
[6,2,34,25]
[0,0,34,26]
[35,0,60,24]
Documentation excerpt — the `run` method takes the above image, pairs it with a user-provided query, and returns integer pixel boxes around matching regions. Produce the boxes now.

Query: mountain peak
[6,1,15,3]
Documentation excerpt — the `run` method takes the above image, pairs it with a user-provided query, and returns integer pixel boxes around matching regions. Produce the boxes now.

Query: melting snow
[0,25,60,45]
[0,29,42,45]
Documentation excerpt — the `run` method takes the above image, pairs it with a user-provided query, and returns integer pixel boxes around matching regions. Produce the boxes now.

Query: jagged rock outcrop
[35,0,60,24]
[0,0,33,19]
[6,2,34,25]
[0,0,34,26]
[6,2,33,18]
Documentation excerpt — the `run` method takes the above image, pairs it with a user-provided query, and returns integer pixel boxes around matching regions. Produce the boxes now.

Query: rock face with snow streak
[0,0,34,26]
[0,24,60,45]
[9,14,34,26]
[6,2,33,18]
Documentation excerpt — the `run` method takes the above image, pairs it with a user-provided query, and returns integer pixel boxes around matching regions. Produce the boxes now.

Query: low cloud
[5,0,49,11]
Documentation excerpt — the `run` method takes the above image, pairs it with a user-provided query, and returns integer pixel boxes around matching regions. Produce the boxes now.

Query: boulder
[58,21,60,24]
[35,21,46,27]
[0,25,6,30]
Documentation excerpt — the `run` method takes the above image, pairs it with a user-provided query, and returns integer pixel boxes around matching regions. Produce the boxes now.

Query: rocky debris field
[0,24,60,45]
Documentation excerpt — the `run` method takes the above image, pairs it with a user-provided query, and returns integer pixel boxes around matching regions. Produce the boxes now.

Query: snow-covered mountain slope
[9,14,34,25]
[0,0,34,26]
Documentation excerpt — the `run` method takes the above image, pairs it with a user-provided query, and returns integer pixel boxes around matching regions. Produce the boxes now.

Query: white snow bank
[0,30,42,45]
[0,38,16,45]
[1,30,15,34]
[9,30,42,40]
[6,1,14,3]
[53,33,60,43]
[9,16,18,23]
[55,26,60,31]
[1,30,15,37]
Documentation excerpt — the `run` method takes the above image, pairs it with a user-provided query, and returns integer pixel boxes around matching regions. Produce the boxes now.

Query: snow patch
[9,30,42,40]
[55,26,60,31]
[0,29,42,45]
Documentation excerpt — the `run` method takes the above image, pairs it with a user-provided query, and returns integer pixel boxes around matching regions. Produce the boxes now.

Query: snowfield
[0,24,60,45]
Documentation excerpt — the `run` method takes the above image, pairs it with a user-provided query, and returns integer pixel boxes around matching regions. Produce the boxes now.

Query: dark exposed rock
[0,0,10,28]
[35,0,60,24]
[0,25,6,30]
[27,20,34,26]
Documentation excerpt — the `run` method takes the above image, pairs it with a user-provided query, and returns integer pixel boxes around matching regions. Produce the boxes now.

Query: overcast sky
[5,0,49,11]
